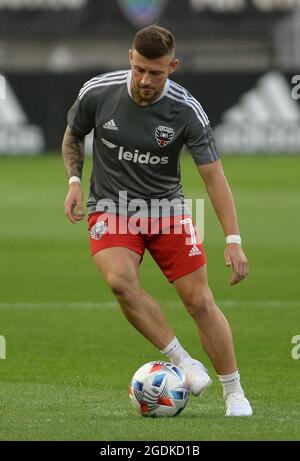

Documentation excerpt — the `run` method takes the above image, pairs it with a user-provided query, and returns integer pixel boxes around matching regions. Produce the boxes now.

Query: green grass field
[0,153,299,441]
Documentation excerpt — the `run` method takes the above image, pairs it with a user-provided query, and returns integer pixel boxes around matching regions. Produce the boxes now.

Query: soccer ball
[129,361,189,417]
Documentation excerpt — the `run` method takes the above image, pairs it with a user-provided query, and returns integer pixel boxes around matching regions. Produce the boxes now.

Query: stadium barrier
[0,70,299,155]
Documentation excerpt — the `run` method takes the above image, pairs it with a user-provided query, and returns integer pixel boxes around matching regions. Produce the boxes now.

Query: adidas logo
[103,119,118,130]
[189,245,202,257]
[214,71,300,153]
[0,74,44,155]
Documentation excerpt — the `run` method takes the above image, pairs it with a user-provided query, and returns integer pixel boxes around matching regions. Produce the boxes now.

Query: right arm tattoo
[62,126,85,179]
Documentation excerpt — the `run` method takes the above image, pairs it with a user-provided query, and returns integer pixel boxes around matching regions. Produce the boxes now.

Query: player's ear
[128,49,133,64]
[169,58,179,75]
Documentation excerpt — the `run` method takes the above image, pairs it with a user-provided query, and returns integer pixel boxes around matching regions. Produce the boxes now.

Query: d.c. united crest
[90,221,108,240]
[155,125,175,147]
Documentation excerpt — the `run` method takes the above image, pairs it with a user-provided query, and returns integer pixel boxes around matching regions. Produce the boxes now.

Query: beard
[138,86,157,100]
[131,81,162,104]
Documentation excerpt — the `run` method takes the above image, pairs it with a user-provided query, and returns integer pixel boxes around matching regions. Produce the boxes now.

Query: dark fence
[1,70,300,154]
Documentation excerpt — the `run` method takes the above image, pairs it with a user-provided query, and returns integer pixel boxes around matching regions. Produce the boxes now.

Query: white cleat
[179,359,212,396]
[225,393,253,417]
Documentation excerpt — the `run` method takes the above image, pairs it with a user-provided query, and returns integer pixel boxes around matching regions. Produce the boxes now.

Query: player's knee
[184,288,214,319]
[106,274,128,297]
[105,272,136,300]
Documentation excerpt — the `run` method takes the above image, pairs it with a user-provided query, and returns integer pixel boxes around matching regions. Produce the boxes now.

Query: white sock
[160,337,192,366]
[217,370,244,399]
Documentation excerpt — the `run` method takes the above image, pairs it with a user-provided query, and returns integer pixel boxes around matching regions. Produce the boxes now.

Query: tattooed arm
[62,126,85,223]
[62,126,85,178]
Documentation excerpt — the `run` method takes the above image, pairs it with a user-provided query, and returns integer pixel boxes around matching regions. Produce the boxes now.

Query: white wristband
[226,234,242,245]
[68,176,81,186]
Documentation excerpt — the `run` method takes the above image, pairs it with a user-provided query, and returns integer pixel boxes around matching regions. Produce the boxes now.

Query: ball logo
[155,125,175,147]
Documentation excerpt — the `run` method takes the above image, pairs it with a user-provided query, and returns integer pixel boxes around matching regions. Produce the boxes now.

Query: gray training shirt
[67,70,219,216]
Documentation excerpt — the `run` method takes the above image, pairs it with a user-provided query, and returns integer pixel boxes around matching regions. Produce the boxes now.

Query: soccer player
[62,25,252,416]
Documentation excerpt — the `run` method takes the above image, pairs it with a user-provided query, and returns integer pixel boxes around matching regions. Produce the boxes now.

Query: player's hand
[224,244,249,286]
[64,182,85,224]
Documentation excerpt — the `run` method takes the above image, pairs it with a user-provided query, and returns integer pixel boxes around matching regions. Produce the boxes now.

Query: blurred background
[1,1,300,441]
[1,0,300,155]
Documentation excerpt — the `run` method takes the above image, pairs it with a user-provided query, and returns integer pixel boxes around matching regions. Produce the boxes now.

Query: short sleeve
[185,113,220,165]
[67,91,95,135]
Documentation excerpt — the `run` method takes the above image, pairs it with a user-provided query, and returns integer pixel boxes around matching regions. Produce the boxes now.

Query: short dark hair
[132,25,175,59]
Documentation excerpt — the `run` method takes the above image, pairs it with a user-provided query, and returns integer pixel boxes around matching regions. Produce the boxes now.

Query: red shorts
[88,212,206,283]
